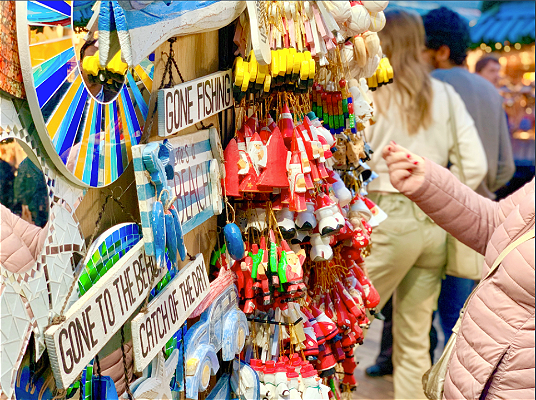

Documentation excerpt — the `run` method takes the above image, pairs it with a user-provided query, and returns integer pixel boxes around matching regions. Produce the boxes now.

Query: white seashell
[368,11,386,32]
[353,35,367,68]
[346,5,371,36]
[362,1,389,13]
[364,54,381,78]
[322,0,352,25]
[363,31,380,58]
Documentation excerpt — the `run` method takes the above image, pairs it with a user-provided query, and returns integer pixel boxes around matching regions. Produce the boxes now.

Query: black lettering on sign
[140,322,147,358]
[218,76,225,111]
[225,73,231,106]
[103,288,115,327]
[172,289,180,319]
[197,82,203,120]
[95,293,107,335]
[174,91,180,130]
[59,328,73,374]
[112,276,125,315]
[166,92,173,134]
[186,86,193,124]
[161,300,170,333]
[84,305,98,348]
[179,89,187,128]
[68,321,81,364]
[125,266,136,305]
[205,80,212,115]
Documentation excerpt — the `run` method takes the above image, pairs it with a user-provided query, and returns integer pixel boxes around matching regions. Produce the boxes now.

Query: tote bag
[423,229,535,399]
[444,84,484,280]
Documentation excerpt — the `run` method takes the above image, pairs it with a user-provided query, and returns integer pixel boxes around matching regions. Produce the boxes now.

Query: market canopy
[470,1,535,47]
[385,1,482,23]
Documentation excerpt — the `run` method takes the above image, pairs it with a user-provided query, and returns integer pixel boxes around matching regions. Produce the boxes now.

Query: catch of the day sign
[44,242,164,389]
[158,69,233,137]
[131,254,210,372]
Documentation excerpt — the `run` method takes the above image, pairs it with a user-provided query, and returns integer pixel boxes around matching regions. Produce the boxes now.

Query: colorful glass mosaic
[17,1,154,187]
[0,1,25,98]
[78,223,142,296]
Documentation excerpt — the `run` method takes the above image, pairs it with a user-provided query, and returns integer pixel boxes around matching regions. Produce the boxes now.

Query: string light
[504,46,511,52]
[514,43,522,50]
[495,42,502,50]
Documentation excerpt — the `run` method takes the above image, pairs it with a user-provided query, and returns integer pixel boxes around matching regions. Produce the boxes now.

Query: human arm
[0,203,47,273]
[381,144,529,255]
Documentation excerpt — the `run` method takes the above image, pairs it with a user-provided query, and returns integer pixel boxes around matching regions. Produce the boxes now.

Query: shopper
[363,9,487,400]
[423,7,515,201]
[475,56,502,87]
[382,142,534,400]
[422,5,516,348]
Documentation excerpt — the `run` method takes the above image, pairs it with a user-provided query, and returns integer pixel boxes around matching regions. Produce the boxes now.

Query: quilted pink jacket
[0,203,48,273]
[406,160,535,400]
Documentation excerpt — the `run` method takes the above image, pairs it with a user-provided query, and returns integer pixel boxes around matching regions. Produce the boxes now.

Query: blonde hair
[375,9,433,134]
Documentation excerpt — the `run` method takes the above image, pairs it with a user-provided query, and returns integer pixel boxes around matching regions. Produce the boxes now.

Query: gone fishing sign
[158,69,233,137]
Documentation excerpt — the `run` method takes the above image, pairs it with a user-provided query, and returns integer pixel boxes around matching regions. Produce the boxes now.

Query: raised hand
[382,141,426,196]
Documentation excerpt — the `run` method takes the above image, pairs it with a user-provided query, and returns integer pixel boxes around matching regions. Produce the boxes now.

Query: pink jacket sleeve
[405,159,533,255]
[1,203,47,273]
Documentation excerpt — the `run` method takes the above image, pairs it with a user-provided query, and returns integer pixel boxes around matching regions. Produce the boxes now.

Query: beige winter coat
[407,160,534,400]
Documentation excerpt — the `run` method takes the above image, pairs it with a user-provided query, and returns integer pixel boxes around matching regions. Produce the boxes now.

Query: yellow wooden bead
[271,50,280,77]
[256,64,268,84]
[286,52,294,74]
[279,49,288,76]
[308,59,316,79]
[300,60,309,80]
[242,70,251,91]
[107,50,128,76]
[82,50,100,76]
[264,74,272,92]
[293,52,304,74]
[303,51,312,61]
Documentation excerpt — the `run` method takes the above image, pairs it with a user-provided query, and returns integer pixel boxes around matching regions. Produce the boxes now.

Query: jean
[437,275,476,340]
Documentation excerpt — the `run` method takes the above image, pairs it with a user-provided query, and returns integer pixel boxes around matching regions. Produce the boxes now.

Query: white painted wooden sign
[131,254,210,373]
[44,241,165,389]
[133,128,223,257]
[246,1,271,65]
[158,69,233,137]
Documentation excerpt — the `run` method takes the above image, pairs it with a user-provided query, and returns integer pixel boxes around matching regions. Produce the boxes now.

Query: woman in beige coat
[363,10,487,399]
[383,142,534,400]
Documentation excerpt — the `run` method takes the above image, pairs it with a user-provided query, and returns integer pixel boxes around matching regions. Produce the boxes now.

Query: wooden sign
[44,241,164,389]
[131,254,210,372]
[133,128,223,257]
[246,1,271,65]
[158,69,233,137]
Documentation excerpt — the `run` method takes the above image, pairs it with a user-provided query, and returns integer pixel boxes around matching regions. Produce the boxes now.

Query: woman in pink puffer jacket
[383,143,534,400]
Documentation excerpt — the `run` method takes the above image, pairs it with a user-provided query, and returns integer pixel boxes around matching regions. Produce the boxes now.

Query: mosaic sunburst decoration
[16,1,154,187]
[78,222,141,296]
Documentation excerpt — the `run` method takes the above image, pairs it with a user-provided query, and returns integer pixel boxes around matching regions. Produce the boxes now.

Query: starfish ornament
[132,349,178,400]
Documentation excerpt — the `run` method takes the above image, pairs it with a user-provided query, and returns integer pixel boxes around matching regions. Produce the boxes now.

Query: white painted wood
[246,1,272,66]
[158,69,233,137]
[44,241,164,389]
[131,254,210,373]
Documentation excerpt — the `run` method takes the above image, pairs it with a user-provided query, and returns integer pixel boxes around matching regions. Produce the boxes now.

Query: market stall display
[1,1,396,399]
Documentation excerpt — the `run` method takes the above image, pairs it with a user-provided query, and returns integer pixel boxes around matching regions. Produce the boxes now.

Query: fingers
[390,169,413,182]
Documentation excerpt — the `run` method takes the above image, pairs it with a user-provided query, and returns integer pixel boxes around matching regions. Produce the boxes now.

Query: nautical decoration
[16,1,154,187]
[132,128,223,258]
